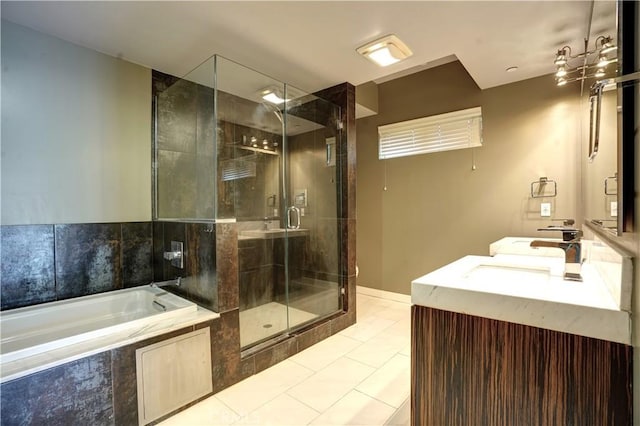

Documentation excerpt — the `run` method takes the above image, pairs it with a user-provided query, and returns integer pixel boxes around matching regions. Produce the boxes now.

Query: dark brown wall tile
[185,223,217,311]
[296,320,332,352]
[211,309,242,393]
[1,225,56,310]
[254,338,298,373]
[216,223,239,312]
[122,222,153,288]
[1,352,114,425]
[331,311,356,335]
[55,223,122,300]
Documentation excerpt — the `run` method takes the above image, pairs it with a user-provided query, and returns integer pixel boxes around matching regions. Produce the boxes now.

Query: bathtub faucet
[151,277,182,288]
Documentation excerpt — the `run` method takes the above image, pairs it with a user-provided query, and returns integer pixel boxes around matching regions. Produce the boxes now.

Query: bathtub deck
[1,305,218,383]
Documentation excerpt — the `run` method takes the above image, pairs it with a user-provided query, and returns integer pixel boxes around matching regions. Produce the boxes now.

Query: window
[378,107,482,160]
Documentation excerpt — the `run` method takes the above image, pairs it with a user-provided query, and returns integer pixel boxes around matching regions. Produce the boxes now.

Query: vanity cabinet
[411,305,632,425]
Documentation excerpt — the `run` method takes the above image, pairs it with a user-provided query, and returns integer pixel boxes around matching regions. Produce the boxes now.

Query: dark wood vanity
[411,305,632,425]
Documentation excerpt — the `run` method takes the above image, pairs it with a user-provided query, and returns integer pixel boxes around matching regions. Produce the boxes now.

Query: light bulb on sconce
[598,36,617,54]
[554,49,569,66]
[553,35,617,86]
[596,54,610,68]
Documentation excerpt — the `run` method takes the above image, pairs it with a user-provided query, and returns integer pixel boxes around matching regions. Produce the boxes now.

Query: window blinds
[378,107,482,160]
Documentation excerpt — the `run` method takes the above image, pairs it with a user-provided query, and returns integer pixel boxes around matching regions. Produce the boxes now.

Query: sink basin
[464,263,552,285]
[240,228,309,239]
[490,237,565,257]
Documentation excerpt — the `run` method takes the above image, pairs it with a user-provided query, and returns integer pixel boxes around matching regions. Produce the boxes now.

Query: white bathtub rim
[0,286,197,365]
[0,294,218,383]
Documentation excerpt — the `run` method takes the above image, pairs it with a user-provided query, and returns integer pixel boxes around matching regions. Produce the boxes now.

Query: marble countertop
[411,253,631,345]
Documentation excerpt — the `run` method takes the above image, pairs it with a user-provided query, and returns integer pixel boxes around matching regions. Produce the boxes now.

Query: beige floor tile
[346,329,409,368]
[287,357,375,412]
[339,316,396,342]
[374,305,411,322]
[162,289,411,426]
[289,333,361,372]
[356,354,410,408]
[158,395,240,426]
[233,394,319,425]
[216,360,313,416]
[309,390,396,426]
[399,343,411,357]
[384,398,411,426]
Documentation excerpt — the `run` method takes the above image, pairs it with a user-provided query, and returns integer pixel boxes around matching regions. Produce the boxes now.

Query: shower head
[260,101,284,125]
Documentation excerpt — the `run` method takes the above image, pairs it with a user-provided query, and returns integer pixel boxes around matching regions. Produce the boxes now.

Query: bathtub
[0,285,217,382]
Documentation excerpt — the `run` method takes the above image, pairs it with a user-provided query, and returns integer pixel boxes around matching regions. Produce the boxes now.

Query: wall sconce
[554,35,617,86]
[356,34,413,67]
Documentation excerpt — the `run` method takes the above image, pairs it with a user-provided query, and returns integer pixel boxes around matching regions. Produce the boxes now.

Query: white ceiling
[1,1,616,93]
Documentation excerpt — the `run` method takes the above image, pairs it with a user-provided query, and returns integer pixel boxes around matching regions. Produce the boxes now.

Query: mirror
[581,1,619,234]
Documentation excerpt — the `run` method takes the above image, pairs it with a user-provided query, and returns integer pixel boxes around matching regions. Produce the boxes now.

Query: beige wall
[1,21,151,225]
[356,62,582,294]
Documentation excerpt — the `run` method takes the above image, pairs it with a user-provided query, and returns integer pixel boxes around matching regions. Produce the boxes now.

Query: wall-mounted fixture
[553,35,617,86]
[604,173,617,195]
[530,177,557,198]
[261,88,289,105]
[326,137,336,166]
[356,34,413,67]
[163,241,184,269]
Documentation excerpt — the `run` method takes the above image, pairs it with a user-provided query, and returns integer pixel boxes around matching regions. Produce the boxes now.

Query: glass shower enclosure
[154,55,343,349]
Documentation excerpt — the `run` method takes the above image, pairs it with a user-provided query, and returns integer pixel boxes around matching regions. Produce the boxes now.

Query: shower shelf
[235,145,279,155]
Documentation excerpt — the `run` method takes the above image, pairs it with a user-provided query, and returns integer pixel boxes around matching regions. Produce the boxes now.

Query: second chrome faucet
[530,222,583,282]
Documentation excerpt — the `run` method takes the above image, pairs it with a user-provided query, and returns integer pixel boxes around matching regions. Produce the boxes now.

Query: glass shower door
[280,86,343,335]
[213,56,342,349]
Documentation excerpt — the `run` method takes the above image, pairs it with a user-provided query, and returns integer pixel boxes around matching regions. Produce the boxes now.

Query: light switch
[540,203,551,217]
[611,201,618,217]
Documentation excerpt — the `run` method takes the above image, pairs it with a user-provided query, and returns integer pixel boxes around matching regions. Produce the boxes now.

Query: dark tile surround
[1,222,154,310]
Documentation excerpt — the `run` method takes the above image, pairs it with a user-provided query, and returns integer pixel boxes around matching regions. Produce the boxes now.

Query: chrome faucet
[530,221,583,281]
[151,277,182,288]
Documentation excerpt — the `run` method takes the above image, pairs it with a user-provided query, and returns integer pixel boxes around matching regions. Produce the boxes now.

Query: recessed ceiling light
[506,66,518,73]
[356,34,413,67]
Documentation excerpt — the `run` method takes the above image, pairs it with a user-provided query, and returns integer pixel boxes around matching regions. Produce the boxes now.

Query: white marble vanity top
[412,249,631,345]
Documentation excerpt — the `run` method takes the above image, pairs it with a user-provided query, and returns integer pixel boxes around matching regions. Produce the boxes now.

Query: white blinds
[378,107,482,160]
[221,156,256,181]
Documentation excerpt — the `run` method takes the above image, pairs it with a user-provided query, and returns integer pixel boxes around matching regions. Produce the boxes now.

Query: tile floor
[160,287,411,425]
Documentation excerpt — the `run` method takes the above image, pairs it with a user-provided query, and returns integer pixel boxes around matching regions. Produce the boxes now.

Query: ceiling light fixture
[356,34,413,67]
[553,35,617,87]
[261,89,289,105]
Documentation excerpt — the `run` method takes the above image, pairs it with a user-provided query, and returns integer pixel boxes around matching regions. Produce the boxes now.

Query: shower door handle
[287,206,301,230]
